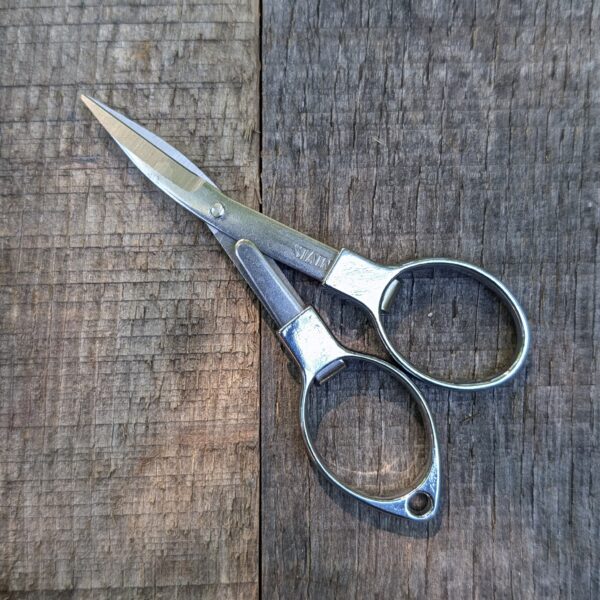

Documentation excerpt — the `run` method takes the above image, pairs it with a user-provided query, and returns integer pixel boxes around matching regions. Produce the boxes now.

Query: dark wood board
[261,1,599,598]
[0,1,260,598]
[1,0,599,598]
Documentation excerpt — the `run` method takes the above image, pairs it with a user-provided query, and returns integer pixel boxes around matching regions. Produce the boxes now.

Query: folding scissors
[81,95,529,521]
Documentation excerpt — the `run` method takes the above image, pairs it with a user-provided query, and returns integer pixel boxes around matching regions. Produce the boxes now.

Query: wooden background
[1,0,598,598]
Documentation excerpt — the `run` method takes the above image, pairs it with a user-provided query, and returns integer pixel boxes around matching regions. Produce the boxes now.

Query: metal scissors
[81,96,530,521]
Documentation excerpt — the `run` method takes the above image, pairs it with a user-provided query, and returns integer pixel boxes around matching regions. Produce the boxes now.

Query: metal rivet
[210,202,225,218]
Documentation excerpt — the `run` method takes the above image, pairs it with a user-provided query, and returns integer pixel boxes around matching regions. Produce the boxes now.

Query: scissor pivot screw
[210,202,225,218]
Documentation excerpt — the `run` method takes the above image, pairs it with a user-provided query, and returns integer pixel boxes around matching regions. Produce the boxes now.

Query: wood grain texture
[0,1,260,597]
[1,0,599,598]
[261,1,599,598]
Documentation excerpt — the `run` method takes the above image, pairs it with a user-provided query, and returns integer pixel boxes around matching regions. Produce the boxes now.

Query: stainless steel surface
[82,96,307,328]
[82,95,531,518]
[81,96,338,281]
[279,308,440,520]
[324,249,531,391]
[82,95,530,390]
[234,239,305,328]
[210,202,225,218]
[313,358,347,385]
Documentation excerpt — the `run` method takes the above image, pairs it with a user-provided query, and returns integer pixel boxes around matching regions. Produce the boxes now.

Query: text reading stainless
[294,244,332,270]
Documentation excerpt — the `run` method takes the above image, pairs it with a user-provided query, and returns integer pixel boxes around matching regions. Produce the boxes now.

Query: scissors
[81,95,530,521]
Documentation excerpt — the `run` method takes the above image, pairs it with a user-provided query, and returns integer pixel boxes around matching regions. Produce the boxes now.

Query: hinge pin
[210,202,225,218]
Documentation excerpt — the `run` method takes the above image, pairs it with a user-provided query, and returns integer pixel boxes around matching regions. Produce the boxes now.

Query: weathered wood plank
[261,1,599,598]
[0,1,260,597]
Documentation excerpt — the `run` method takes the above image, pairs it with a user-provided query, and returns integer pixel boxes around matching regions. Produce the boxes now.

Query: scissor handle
[279,307,440,521]
[323,250,530,392]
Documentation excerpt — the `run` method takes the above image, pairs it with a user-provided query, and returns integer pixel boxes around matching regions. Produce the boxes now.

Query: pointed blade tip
[79,94,212,192]
[80,94,103,118]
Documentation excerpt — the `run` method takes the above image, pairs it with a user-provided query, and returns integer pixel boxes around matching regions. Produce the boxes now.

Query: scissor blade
[81,95,339,281]
[81,95,216,192]
[81,97,240,253]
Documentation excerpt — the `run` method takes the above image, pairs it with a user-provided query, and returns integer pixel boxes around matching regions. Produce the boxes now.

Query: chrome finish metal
[324,249,531,391]
[82,95,532,518]
[82,96,529,390]
[380,279,402,313]
[210,202,225,218]
[279,308,440,520]
[234,239,305,328]
[81,96,338,281]
[314,358,347,385]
